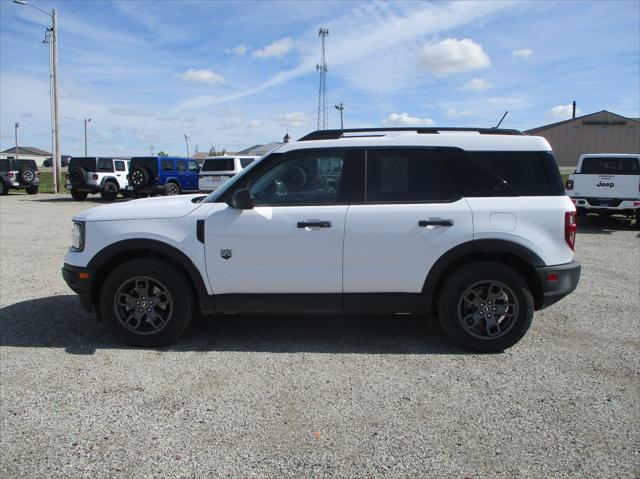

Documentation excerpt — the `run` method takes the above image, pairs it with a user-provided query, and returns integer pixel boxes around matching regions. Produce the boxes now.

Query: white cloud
[512,49,533,59]
[383,112,434,126]
[180,68,225,85]
[252,37,294,59]
[420,38,490,76]
[459,78,492,91]
[247,120,261,128]
[546,104,582,119]
[226,44,248,55]
[109,107,156,117]
[276,112,310,127]
[446,108,474,118]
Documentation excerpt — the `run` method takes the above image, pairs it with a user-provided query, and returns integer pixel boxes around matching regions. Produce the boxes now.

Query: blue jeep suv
[127,156,200,196]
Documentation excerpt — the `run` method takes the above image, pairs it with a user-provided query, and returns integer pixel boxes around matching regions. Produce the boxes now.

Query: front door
[204,149,358,311]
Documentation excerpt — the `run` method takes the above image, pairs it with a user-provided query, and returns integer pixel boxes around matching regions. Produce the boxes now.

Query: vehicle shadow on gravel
[33,197,130,204]
[0,295,465,355]
[577,215,638,235]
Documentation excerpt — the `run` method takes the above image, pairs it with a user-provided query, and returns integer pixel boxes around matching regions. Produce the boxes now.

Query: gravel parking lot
[1,193,638,478]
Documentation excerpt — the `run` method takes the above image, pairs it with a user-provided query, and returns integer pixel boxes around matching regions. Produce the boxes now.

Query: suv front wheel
[99,258,194,347]
[438,261,534,353]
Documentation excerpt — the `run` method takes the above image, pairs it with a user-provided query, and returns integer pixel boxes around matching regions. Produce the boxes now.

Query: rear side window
[202,158,234,171]
[365,149,455,203]
[114,160,126,172]
[580,157,640,175]
[97,159,114,172]
[240,158,255,168]
[0,159,9,171]
[161,159,174,171]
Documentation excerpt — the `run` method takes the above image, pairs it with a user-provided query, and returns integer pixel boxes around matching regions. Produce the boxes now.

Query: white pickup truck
[566,153,640,225]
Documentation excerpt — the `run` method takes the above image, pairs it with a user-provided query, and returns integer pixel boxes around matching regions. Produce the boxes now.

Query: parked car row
[59,155,259,201]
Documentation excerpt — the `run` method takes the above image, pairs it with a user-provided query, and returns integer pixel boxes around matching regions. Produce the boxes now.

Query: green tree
[157,151,168,157]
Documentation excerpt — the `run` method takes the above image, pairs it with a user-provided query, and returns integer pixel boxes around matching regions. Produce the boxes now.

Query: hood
[74,194,207,222]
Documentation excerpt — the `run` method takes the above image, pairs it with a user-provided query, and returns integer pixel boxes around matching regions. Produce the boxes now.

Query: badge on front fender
[220,249,232,260]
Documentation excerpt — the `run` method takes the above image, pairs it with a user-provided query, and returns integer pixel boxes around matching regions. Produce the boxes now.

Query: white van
[565,153,640,224]
[199,156,259,192]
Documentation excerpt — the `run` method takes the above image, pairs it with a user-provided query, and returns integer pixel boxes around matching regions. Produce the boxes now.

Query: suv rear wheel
[26,186,38,195]
[71,190,88,201]
[0,180,8,196]
[165,182,180,196]
[437,261,534,352]
[100,181,118,201]
[99,258,194,347]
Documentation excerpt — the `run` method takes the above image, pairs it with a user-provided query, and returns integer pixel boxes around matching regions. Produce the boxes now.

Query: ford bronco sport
[62,127,581,352]
[0,159,40,195]
[67,157,130,201]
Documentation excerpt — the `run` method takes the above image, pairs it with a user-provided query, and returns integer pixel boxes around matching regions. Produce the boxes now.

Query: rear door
[114,160,127,188]
[573,156,640,200]
[343,148,473,296]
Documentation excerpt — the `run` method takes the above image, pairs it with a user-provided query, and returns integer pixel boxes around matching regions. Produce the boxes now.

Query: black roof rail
[298,127,525,141]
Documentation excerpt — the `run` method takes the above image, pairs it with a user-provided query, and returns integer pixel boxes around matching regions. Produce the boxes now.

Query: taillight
[92,174,99,180]
[8,172,14,178]
[565,211,577,250]
[565,179,574,190]
[36,172,40,178]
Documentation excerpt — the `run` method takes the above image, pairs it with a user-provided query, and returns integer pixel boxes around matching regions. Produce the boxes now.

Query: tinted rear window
[202,158,234,171]
[0,159,9,171]
[580,157,640,175]
[11,159,37,169]
[130,158,158,173]
[69,158,97,171]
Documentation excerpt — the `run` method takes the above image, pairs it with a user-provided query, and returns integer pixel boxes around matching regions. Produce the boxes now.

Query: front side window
[188,160,200,172]
[97,159,114,172]
[366,149,454,203]
[114,160,126,172]
[249,152,346,206]
[161,159,174,171]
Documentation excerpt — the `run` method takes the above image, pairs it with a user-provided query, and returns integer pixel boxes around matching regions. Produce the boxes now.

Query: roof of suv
[278,128,551,154]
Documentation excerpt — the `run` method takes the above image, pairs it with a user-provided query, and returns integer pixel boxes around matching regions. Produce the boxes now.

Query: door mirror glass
[230,188,254,209]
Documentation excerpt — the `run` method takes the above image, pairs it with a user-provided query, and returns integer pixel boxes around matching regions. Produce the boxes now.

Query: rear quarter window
[161,159,174,172]
[240,158,256,168]
[97,159,114,172]
[580,157,640,175]
[69,158,97,171]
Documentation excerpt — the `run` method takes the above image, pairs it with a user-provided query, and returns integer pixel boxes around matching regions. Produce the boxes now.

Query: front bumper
[535,261,581,309]
[62,263,95,314]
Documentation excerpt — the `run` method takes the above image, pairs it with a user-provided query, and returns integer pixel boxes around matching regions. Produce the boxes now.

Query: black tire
[19,168,36,185]
[70,189,88,201]
[100,181,118,201]
[165,182,181,196]
[437,261,534,353]
[26,186,38,195]
[0,180,8,196]
[635,209,640,229]
[99,258,194,347]
[68,166,87,188]
[130,167,150,188]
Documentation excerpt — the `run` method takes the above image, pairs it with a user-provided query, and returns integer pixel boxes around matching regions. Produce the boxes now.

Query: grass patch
[36,171,69,194]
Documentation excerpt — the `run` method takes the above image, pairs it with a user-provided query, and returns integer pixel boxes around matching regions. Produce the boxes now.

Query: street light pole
[14,122,20,160]
[84,118,91,156]
[334,102,344,130]
[184,135,190,158]
[13,1,61,193]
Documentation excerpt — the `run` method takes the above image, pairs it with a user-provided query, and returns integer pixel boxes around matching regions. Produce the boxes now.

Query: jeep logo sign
[596,181,614,188]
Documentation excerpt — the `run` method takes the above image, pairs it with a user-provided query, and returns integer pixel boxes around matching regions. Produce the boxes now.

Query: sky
[0,0,638,157]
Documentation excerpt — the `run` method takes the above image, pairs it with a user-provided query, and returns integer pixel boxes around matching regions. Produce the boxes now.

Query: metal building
[525,110,640,167]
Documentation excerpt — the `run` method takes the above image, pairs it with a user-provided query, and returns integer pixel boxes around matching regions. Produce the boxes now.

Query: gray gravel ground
[1,193,639,478]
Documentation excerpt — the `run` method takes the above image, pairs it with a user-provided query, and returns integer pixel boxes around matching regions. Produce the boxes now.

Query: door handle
[297,220,332,228]
[419,219,454,227]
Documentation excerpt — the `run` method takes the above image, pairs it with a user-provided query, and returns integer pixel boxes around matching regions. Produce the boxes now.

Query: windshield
[201,154,264,203]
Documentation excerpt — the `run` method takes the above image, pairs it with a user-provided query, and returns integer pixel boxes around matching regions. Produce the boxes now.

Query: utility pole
[334,102,344,130]
[150,145,154,156]
[184,135,190,158]
[84,118,91,156]
[316,28,329,130]
[14,122,19,160]
[52,9,61,193]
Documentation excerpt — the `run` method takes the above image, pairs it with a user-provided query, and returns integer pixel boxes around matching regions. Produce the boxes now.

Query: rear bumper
[62,263,95,314]
[535,261,581,309]
[572,197,640,211]
[127,185,164,194]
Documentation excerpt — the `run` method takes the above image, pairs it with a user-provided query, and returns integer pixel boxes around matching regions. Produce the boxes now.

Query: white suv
[62,127,581,352]
[198,155,259,192]
[67,157,130,201]
[565,153,640,225]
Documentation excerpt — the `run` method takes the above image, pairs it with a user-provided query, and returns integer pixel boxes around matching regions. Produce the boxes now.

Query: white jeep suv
[62,127,581,352]
[67,157,130,201]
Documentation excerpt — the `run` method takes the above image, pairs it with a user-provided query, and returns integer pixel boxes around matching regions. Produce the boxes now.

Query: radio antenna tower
[316,28,329,130]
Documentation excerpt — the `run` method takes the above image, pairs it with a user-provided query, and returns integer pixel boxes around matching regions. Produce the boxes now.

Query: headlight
[71,221,85,252]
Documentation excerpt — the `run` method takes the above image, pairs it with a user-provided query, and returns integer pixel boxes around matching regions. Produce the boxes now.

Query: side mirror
[229,188,254,209]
